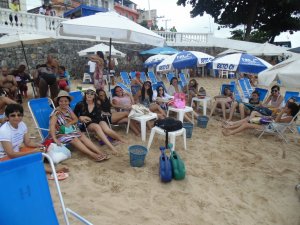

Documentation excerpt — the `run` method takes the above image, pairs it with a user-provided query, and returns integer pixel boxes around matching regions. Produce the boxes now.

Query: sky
[133,0,300,48]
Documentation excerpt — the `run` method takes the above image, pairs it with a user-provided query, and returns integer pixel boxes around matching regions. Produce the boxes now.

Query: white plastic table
[126,113,158,142]
[167,106,194,123]
[191,96,211,116]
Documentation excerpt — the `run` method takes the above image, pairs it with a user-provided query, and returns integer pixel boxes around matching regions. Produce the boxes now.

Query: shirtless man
[0,66,18,99]
[0,96,16,124]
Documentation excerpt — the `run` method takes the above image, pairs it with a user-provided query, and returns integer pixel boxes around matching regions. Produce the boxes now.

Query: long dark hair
[141,81,153,102]
[97,89,109,104]
[112,86,123,97]
[288,102,299,117]
[156,85,165,97]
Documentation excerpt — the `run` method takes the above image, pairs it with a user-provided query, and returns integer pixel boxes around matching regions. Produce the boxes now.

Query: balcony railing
[0,8,212,46]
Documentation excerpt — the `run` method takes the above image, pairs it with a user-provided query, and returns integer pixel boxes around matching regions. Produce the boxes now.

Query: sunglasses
[144,83,151,86]
[86,91,96,95]
[271,90,278,93]
[9,113,23,118]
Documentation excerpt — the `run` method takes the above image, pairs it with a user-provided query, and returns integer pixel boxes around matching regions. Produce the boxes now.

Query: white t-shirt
[0,121,27,158]
[88,61,96,73]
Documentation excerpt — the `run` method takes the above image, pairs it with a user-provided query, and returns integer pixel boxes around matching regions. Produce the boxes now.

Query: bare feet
[56,165,69,173]
[222,129,231,136]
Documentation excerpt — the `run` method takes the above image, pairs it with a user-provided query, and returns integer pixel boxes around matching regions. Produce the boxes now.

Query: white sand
[22,77,300,225]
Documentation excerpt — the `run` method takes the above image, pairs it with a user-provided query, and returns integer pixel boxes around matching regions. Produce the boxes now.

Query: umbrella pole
[21,41,36,98]
[108,38,112,92]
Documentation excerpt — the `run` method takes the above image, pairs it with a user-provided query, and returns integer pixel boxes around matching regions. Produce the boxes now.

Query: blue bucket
[197,116,209,128]
[128,145,148,167]
[182,122,193,138]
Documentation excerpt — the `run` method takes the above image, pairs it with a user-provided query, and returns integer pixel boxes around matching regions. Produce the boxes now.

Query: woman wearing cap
[74,88,126,155]
[50,90,109,161]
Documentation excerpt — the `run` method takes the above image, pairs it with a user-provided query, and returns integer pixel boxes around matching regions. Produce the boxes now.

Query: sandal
[48,171,69,181]
[95,153,110,162]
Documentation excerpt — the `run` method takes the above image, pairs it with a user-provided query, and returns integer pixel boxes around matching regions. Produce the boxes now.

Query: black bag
[253,106,273,116]
[154,117,183,148]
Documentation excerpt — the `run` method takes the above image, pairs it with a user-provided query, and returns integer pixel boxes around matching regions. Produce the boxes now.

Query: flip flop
[48,171,69,181]
[95,154,110,162]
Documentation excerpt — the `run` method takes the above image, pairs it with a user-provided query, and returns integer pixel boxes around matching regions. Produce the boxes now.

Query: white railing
[0,8,213,46]
[0,8,65,36]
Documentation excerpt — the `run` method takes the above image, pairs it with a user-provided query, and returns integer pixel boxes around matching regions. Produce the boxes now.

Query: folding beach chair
[152,81,167,92]
[166,72,175,83]
[120,71,131,85]
[230,81,242,102]
[254,87,268,102]
[238,78,251,99]
[116,82,132,94]
[129,71,136,80]
[69,91,83,110]
[244,78,254,95]
[28,98,55,141]
[147,71,158,84]
[258,111,300,143]
[140,72,147,83]
[0,153,93,225]
[179,73,188,87]
[284,91,299,104]
[220,84,234,95]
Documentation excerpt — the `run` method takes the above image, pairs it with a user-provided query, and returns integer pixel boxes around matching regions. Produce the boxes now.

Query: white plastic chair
[147,126,187,151]
[82,73,92,84]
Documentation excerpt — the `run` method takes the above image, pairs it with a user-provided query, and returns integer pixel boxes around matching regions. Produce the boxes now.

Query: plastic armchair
[254,88,268,102]
[69,91,83,110]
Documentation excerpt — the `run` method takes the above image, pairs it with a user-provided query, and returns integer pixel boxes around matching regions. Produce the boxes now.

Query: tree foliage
[177,0,300,42]
[230,29,270,43]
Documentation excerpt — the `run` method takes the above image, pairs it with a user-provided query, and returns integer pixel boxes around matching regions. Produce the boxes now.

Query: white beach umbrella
[156,51,214,72]
[77,43,126,57]
[144,54,169,68]
[247,42,289,56]
[59,11,165,47]
[258,55,300,88]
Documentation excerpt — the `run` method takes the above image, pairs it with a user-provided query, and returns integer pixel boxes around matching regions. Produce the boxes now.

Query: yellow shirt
[9,3,20,11]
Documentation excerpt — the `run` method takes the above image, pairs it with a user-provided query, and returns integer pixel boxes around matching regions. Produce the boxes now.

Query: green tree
[230,29,270,43]
[177,0,300,42]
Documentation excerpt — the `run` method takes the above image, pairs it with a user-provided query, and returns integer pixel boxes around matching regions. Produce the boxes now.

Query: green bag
[170,150,186,180]
[59,125,76,134]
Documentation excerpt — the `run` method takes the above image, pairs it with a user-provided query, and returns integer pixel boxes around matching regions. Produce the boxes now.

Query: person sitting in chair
[222,102,299,136]
[209,87,235,120]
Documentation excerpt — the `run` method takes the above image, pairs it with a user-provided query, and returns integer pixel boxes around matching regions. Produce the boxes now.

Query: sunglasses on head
[9,113,23,118]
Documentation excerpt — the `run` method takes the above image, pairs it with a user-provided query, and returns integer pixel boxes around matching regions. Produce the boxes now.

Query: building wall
[114,2,138,22]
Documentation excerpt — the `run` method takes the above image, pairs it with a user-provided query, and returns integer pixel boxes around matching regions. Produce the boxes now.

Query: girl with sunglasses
[182,79,199,105]
[262,85,284,109]
[153,85,173,111]
[74,88,127,156]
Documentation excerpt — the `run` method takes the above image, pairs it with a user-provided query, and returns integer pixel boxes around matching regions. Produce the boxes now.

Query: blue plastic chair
[129,71,136,80]
[254,88,269,102]
[0,153,93,225]
[284,91,299,104]
[116,82,132,94]
[147,71,158,84]
[238,78,251,99]
[166,72,175,83]
[179,73,188,87]
[244,78,254,95]
[220,84,234,95]
[230,81,241,102]
[120,71,131,85]
[152,81,167,92]
[69,91,83,110]
[28,98,55,141]
[140,72,147,83]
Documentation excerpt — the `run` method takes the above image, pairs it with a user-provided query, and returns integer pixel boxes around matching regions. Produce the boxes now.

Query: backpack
[154,117,183,148]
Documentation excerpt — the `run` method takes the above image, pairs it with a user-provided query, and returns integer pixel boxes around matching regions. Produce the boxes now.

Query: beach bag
[169,144,185,180]
[173,93,186,108]
[46,143,71,164]
[154,117,183,148]
[253,106,273,116]
[159,147,173,183]
[198,87,206,98]
[243,103,256,111]
[59,125,77,134]
[260,117,273,125]
[128,104,150,118]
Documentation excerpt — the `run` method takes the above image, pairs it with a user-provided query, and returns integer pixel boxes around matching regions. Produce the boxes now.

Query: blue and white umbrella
[212,53,272,74]
[144,54,169,68]
[156,51,214,72]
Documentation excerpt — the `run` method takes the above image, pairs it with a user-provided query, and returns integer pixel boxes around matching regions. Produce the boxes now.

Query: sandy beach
[22,77,300,225]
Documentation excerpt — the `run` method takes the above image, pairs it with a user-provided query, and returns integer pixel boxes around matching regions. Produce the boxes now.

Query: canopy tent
[156,51,214,72]
[258,55,300,88]
[77,43,125,57]
[288,47,300,54]
[247,42,289,56]
[217,49,244,57]
[140,46,179,55]
[211,53,272,74]
[63,4,107,18]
